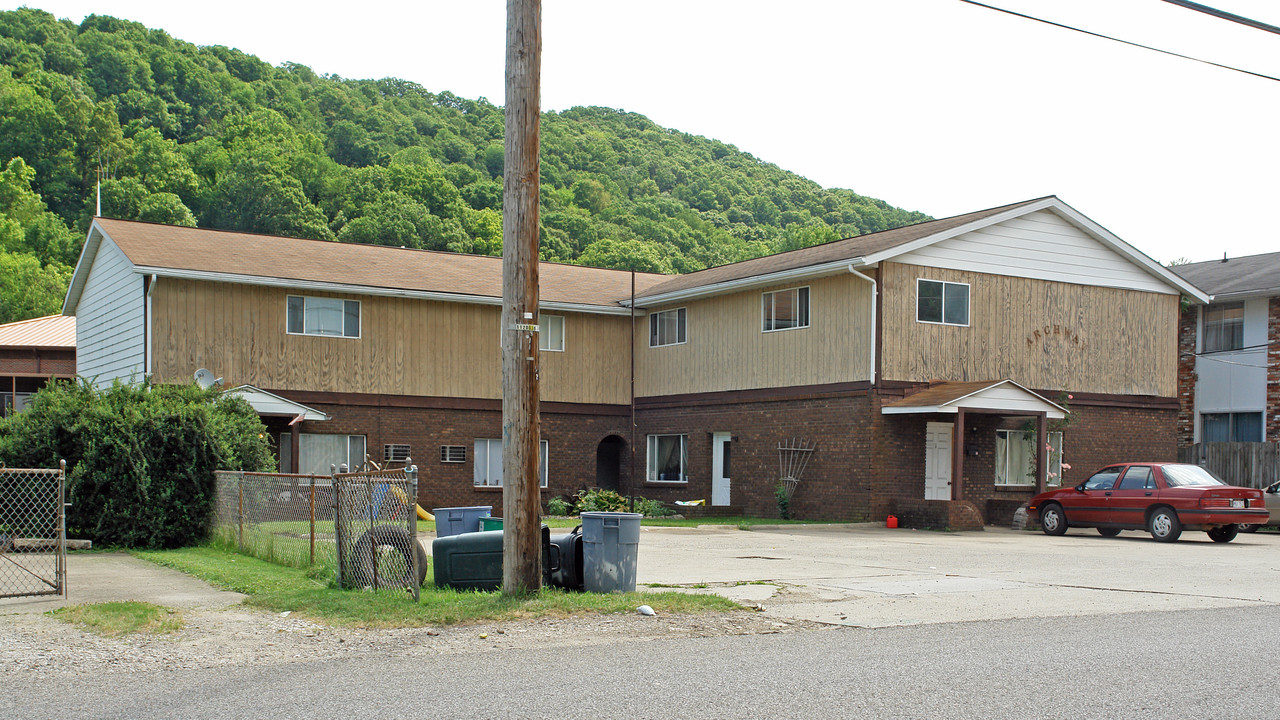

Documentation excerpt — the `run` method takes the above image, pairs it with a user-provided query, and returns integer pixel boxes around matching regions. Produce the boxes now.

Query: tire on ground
[352,525,429,588]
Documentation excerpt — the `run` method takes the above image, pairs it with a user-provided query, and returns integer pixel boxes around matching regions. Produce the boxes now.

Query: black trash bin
[432,525,554,591]
[548,526,584,591]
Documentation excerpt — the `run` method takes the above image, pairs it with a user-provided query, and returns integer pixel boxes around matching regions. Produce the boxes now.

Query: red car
[1028,462,1268,543]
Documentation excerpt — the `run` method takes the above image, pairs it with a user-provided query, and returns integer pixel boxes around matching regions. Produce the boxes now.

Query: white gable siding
[895,210,1175,294]
[75,236,145,386]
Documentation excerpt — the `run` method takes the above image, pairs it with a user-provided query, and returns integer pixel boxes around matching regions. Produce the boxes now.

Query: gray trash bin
[581,511,641,593]
[433,506,492,538]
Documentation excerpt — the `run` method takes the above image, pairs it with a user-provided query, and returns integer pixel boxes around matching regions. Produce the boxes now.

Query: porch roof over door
[226,385,331,421]
[881,380,1066,419]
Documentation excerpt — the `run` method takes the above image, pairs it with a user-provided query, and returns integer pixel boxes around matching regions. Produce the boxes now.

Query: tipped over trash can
[433,506,491,537]
[580,511,641,593]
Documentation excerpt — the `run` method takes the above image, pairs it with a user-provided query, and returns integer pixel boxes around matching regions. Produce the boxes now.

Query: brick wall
[1177,303,1198,446]
[281,400,633,513]
[1269,297,1280,442]
[634,393,874,521]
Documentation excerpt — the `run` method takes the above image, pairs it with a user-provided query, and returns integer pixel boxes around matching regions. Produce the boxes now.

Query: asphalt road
[9,605,1279,719]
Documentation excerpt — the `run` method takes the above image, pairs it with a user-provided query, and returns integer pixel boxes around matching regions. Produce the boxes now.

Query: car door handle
[1104,492,1112,496]
[1144,492,1152,496]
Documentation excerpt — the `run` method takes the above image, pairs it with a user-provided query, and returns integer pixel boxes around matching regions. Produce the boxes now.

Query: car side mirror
[1074,483,1086,493]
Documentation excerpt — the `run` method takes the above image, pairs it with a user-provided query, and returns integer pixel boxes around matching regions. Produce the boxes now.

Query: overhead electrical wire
[1159,0,1280,37]
[957,0,1280,83]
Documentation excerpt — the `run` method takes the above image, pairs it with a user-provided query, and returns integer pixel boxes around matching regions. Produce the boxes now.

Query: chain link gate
[333,465,423,599]
[0,461,66,599]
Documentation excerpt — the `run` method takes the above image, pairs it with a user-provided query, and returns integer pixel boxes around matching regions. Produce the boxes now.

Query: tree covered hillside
[0,8,929,323]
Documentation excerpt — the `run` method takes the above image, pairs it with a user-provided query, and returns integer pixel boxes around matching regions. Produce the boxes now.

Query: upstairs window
[649,308,687,347]
[917,279,969,326]
[1203,303,1243,352]
[539,315,565,352]
[762,287,810,332]
[287,296,360,338]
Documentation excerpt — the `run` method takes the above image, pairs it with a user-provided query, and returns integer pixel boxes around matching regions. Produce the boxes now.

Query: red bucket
[886,515,899,529]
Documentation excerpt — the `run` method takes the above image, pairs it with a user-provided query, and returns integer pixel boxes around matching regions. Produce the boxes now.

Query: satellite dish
[194,368,223,389]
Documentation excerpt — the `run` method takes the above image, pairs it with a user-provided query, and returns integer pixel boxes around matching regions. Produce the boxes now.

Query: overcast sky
[8,0,1279,264]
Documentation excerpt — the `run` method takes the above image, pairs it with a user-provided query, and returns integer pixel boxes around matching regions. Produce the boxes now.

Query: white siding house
[63,228,146,386]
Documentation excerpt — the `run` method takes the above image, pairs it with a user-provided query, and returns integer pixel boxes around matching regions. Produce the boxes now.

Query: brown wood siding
[149,279,629,404]
[879,262,1178,397]
[634,272,873,397]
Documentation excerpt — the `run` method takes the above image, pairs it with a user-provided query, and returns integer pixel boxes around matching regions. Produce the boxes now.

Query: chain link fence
[214,466,423,599]
[334,466,422,599]
[213,471,337,574]
[0,462,66,599]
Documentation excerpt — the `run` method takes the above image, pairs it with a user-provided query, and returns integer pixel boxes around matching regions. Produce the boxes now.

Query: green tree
[0,250,70,323]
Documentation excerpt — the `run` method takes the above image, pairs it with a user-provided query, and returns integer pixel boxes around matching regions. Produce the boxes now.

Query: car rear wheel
[1238,524,1259,533]
[1097,527,1121,537]
[1148,507,1182,543]
[1207,525,1239,543]
[1040,504,1067,536]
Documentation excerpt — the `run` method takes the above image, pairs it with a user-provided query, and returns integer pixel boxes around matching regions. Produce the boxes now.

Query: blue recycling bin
[433,505,492,537]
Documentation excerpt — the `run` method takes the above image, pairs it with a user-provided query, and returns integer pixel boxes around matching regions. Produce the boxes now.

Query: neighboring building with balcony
[1173,252,1280,444]
[0,314,76,417]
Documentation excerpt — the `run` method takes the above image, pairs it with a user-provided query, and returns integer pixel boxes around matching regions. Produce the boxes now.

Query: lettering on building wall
[1026,324,1083,350]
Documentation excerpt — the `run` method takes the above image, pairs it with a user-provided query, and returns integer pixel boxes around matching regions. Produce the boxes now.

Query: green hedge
[0,379,274,548]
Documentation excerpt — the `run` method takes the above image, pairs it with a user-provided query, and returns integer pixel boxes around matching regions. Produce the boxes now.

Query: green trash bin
[432,525,553,591]
[479,516,504,531]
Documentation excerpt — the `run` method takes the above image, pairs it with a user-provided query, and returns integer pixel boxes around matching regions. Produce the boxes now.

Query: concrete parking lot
[635,523,1280,628]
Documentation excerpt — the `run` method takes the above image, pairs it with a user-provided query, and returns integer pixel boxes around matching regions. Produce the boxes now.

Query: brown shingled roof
[635,197,1052,301]
[92,218,670,308]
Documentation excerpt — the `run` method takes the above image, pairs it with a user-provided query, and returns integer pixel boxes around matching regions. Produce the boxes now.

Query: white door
[712,432,732,506]
[924,422,953,501]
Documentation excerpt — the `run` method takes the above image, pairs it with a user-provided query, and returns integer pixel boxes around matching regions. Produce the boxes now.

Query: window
[1082,467,1122,491]
[917,279,969,326]
[539,315,565,352]
[1203,303,1243,352]
[440,445,467,463]
[994,430,1063,486]
[1202,412,1263,442]
[281,433,366,475]
[762,287,810,332]
[473,438,548,488]
[649,308,687,347]
[287,295,360,338]
[1117,466,1155,490]
[383,444,411,463]
[647,434,688,483]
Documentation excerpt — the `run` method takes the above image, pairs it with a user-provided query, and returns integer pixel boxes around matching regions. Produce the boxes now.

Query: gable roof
[1171,251,1280,300]
[64,218,670,315]
[0,314,76,350]
[881,380,1067,419]
[631,196,1209,306]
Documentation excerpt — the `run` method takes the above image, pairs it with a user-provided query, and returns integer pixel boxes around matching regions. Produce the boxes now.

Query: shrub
[775,482,791,520]
[545,496,571,516]
[573,488,629,513]
[634,498,674,518]
[0,379,274,549]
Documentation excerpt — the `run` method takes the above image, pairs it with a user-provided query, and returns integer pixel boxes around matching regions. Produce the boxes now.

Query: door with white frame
[711,432,732,506]
[924,422,953,501]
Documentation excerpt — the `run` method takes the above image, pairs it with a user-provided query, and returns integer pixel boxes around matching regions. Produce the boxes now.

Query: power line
[958,0,1280,83]
[1160,0,1280,37]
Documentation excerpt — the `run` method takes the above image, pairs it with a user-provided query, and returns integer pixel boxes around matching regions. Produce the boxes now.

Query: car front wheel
[1148,507,1182,543]
[1207,525,1239,543]
[1040,504,1067,536]
[1238,524,1259,533]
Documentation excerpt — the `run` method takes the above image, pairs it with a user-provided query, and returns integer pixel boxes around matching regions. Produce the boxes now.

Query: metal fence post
[366,474,377,591]
[408,464,419,601]
[58,459,67,598]
[332,465,344,588]
[237,475,244,551]
[309,476,316,566]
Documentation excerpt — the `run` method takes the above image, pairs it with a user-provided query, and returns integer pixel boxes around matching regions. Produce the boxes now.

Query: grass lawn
[49,601,184,637]
[134,545,738,628]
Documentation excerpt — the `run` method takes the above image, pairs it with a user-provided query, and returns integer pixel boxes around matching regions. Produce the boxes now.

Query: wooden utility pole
[501,0,542,595]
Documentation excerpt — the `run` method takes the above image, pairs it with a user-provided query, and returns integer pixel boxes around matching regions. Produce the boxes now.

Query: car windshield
[1161,464,1226,487]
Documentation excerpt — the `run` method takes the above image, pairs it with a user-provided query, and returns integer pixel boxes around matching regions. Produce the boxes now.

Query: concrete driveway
[635,523,1280,628]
